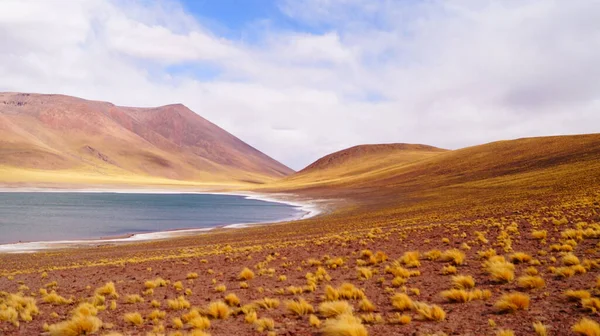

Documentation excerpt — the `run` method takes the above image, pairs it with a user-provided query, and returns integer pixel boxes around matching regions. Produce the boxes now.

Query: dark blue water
[0,192,303,244]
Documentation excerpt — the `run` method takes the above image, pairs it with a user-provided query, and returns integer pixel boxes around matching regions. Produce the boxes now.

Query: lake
[0,192,304,244]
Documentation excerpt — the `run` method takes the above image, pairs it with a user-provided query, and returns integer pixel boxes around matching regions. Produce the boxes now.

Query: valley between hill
[1,124,600,334]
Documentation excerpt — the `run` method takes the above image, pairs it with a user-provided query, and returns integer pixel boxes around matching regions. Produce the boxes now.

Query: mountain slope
[268,134,600,207]
[0,92,293,186]
[274,143,447,187]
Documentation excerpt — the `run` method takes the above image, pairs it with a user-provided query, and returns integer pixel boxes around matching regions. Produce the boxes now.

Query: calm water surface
[0,192,303,244]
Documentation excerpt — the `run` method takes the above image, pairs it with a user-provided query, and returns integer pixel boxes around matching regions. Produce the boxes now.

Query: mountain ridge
[0,92,293,185]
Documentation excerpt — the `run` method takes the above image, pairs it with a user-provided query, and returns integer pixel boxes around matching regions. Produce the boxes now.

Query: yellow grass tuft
[533,321,549,336]
[186,272,199,279]
[517,276,546,290]
[167,296,190,310]
[214,284,227,293]
[43,291,73,305]
[144,278,168,289]
[391,293,413,311]
[286,297,314,315]
[358,298,375,312]
[206,301,230,319]
[496,330,515,336]
[173,281,184,291]
[582,298,600,312]
[254,317,275,332]
[95,282,119,298]
[442,265,458,275]
[424,249,442,260]
[572,318,600,336]
[318,300,354,317]
[48,314,103,336]
[412,301,446,321]
[356,267,373,280]
[388,313,411,325]
[494,293,530,313]
[337,283,366,300]
[244,311,257,324]
[124,294,144,304]
[239,267,255,280]
[309,314,321,327]
[148,309,166,321]
[399,251,421,268]
[451,275,475,289]
[484,257,515,283]
[531,230,547,240]
[565,290,591,301]
[441,249,466,265]
[509,252,532,263]
[563,253,580,266]
[321,314,368,336]
[224,293,241,307]
[188,316,211,330]
[360,313,384,324]
[171,317,184,329]
[123,312,144,326]
[255,297,280,310]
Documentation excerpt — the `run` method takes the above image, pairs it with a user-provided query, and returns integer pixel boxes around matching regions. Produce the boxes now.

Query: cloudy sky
[1,0,599,170]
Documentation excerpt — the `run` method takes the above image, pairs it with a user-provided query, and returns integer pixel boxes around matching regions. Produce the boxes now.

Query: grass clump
[441,249,465,265]
[391,293,413,311]
[286,297,314,316]
[239,267,255,280]
[206,301,230,319]
[572,318,600,336]
[356,267,373,280]
[188,316,210,330]
[399,251,421,268]
[494,292,530,313]
[484,257,515,283]
[533,321,549,336]
[309,314,321,327]
[167,296,190,310]
[254,317,275,332]
[358,298,375,312]
[509,252,532,263]
[451,275,475,289]
[318,300,354,317]
[123,312,144,326]
[43,291,73,305]
[224,293,241,307]
[124,294,144,304]
[412,301,446,321]
[95,282,118,298]
[321,314,367,336]
[517,276,546,290]
[388,313,411,325]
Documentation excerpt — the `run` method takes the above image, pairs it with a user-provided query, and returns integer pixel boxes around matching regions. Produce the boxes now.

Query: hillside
[271,134,600,202]
[278,143,446,187]
[0,92,293,186]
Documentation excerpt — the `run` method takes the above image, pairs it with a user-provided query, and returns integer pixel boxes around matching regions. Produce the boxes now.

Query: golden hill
[282,143,446,187]
[0,92,293,186]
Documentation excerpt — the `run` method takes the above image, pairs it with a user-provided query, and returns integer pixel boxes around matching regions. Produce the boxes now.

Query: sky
[1,0,599,170]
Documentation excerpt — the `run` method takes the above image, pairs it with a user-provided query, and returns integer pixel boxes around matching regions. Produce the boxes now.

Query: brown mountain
[0,92,293,186]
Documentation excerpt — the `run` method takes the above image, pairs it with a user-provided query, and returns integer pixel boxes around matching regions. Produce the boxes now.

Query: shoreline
[0,188,327,254]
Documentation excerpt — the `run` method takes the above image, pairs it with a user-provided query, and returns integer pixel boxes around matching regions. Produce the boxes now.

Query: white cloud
[1,0,599,170]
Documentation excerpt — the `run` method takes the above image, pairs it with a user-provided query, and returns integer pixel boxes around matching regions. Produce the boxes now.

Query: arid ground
[2,134,600,336]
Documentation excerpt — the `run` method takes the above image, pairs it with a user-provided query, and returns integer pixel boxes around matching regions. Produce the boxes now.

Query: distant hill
[269,134,600,206]
[278,143,447,187]
[0,92,293,186]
